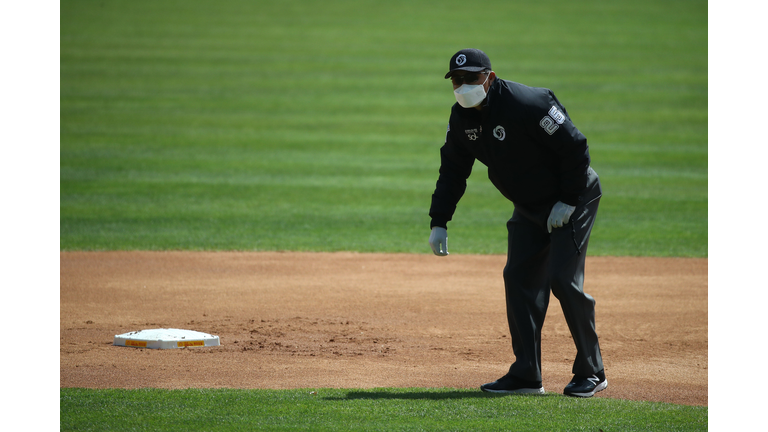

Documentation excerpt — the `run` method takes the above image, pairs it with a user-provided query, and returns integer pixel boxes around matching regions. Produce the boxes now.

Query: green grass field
[60,0,707,257]
[60,0,707,430]
[61,388,707,432]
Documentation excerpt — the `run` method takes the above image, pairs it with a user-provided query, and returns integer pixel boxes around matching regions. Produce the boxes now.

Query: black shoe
[563,370,607,397]
[480,374,545,395]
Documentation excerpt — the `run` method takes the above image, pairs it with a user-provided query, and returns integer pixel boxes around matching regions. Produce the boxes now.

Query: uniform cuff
[430,219,448,229]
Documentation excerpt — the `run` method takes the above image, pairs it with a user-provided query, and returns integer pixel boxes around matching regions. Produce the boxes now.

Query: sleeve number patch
[539,105,566,135]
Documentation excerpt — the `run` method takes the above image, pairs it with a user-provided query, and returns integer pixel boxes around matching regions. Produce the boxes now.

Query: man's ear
[487,71,497,88]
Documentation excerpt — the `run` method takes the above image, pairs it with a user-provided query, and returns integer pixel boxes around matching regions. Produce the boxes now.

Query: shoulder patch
[548,105,566,124]
[539,105,566,135]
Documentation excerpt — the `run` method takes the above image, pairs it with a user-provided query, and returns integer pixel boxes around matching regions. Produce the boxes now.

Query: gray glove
[547,201,576,233]
[429,227,449,256]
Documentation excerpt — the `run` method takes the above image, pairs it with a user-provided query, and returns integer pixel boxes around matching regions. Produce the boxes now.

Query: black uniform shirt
[429,78,592,229]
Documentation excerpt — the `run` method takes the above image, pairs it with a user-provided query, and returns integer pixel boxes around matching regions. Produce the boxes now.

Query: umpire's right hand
[429,227,449,256]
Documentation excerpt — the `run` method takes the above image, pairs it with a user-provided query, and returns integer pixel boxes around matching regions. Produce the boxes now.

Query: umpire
[428,48,607,397]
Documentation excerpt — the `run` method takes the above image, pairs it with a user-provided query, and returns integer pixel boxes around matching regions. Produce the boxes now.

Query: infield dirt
[60,251,707,406]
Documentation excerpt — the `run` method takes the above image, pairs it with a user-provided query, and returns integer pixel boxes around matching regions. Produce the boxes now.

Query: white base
[114,328,220,349]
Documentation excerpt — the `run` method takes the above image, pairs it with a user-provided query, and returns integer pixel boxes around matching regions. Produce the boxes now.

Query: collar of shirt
[481,76,502,109]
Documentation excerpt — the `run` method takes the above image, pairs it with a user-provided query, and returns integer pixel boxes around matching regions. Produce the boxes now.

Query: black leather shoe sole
[481,384,545,395]
[480,378,545,395]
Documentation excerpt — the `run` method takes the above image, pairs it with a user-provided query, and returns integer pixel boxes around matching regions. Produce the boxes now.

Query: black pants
[502,168,603,383]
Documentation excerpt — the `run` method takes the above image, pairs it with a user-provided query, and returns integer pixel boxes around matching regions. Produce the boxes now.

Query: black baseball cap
[445,48,492,79]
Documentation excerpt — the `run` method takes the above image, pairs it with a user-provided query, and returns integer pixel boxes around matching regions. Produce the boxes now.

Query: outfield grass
[61,388,707,432]
[60,0,707,257]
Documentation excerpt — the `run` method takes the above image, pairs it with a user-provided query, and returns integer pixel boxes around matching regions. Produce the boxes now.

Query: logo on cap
[456,54,467,66]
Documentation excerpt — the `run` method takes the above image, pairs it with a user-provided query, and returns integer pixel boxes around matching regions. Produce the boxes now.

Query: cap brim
[444,66,487,79]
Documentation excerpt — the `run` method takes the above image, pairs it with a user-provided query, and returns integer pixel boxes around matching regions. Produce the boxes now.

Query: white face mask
[454,73,490,108]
